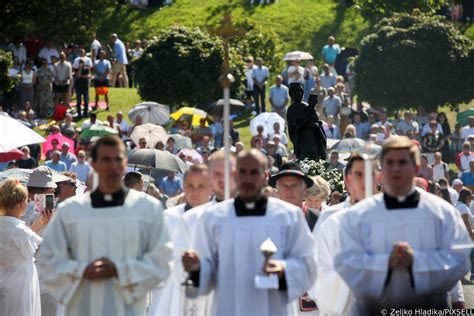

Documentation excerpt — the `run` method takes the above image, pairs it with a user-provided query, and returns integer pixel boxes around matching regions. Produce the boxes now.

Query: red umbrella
[42,133,75,158]
[0,149,24,163]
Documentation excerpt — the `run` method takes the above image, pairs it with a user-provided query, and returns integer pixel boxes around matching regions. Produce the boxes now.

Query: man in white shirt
[90,33,102,62]
[269,75,289,119]
[461,116,474,140]
[73,48,93,70]
[38,41,60,66]
[245,56,257,107]
[54,52,72,105]
[115,111,130,138]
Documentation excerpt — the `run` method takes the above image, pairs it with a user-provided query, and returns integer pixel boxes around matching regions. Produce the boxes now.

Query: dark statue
[286,82,327,161]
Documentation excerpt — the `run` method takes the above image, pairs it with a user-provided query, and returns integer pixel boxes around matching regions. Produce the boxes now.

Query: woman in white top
[19,62,36,109]
[0,178,46,316]
[455,187,474,239]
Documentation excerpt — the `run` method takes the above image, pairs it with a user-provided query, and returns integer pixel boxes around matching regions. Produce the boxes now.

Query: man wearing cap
[182,149,316,316]
[44,151,68,172]
[56,172,77,204]
[59,142,77,169]
[38,135,172,315]
[268,162,319,314]
[308,153,378,315]
[334,137,470,311]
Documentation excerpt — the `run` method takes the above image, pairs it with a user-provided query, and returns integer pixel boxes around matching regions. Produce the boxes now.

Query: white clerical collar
[104,194,113,202]
[245,202,256,210]
[393,187,416,203]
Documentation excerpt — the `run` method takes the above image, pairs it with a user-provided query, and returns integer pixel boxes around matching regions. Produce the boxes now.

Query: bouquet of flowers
[297,158,344,192]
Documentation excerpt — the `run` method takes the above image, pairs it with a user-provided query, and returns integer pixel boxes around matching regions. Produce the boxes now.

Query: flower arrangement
[297,158,344,192]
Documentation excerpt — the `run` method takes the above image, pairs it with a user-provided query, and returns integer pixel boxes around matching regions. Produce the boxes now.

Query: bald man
[182,149,316,316]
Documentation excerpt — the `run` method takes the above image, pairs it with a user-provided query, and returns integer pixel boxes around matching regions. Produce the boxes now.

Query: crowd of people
[2,33,145,120]
[0,18,473,315]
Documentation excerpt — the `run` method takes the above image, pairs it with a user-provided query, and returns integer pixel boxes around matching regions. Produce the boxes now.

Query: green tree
[230,19,283,74]
[354,0,446,24]
[353,13,474,113]
[0,0,114,43]
[135,26,245,108]
[0,50,15,95]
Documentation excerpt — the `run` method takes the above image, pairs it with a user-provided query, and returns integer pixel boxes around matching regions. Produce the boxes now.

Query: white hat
[27,166,57,188]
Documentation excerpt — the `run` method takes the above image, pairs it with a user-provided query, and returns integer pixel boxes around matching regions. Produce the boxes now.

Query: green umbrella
[457,109,474,127]
[80,124,118,139]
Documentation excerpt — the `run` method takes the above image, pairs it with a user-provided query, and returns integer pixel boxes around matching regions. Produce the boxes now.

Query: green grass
[74,87,254,145]
[97,0,368,60]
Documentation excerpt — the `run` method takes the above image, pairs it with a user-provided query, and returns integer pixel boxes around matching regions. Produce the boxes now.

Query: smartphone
[45,194,55,212]
[34,194,55,213]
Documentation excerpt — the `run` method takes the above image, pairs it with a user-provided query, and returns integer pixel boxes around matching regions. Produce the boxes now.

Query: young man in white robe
[309,154,378,316]
[182,149,317,316]
[37,135,173,316]
[148,163,213,316]
[334,136,471,312]
[179,150,238,316]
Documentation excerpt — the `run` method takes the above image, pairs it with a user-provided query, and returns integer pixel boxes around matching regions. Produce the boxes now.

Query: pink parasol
[42,133,74,158]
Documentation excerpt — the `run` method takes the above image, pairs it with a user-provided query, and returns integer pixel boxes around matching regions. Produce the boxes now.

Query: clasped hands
[389,241,414,269]
[182,250,284,278]
[83,257,118,281]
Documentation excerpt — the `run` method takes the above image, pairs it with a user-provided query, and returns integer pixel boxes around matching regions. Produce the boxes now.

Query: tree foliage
[0,50,15,95]
[354,0,446,24]
[229,19,283,74]
[354,13,474,113]
[0,0,114,43]
[135,26,245,108]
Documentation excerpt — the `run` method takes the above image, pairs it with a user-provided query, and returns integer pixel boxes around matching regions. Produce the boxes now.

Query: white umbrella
[130,123,169,148]
[0,115,46,152]
[283,51,314,61]
[250,112,286,136]
[128,102,170,125]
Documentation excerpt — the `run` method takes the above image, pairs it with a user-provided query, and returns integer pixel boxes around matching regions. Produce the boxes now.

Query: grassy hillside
[98,0,368,60]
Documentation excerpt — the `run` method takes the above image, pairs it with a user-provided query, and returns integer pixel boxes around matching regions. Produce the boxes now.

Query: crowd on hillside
[1,12,474,316]
[1,33,145,120]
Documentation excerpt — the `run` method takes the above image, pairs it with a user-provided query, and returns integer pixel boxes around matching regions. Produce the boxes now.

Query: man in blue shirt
[321,36,340,75]
[45,151,68,172]
[251,57,270,114]
[94,51,112,110]
[269,75,289,119]
[110,33,129,88]
[159,171,183,197]
[461,159,474,190]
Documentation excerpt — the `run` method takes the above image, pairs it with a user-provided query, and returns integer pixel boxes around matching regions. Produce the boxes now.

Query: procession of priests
[2,135,472,316]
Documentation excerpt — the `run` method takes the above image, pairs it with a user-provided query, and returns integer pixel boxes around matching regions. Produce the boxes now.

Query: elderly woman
[0,178,46,316]
[304,176,331,214]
